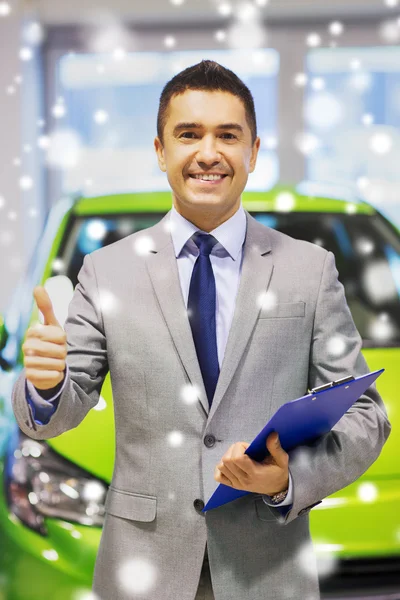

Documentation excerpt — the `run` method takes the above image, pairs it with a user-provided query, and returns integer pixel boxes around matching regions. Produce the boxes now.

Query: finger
[25,369,65,389]
[24,355,66,371]
[215,464,234,486]
[220,443,235,462]
[218,445,239,483]
[266,432,288,469]
[231,443,254,476]
[23,339,67,359]
[33,286,61,327]
[220,443,251,479]
[28,324,67,345]
[222,441,248,462]
[216,470,233,487]
[219,461,247,484]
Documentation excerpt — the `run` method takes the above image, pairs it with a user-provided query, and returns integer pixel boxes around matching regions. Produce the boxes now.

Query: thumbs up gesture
[22,286,67,390]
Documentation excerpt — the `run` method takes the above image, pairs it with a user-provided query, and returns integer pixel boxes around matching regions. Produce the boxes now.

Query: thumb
[266,432,285,466]
[33,286,60,327]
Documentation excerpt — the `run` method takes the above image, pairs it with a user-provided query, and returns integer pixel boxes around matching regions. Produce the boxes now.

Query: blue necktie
[188,232,220,409]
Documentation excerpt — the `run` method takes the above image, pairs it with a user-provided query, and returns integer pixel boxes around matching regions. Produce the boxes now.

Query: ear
[154,136,166,172]
[249,136,261,173]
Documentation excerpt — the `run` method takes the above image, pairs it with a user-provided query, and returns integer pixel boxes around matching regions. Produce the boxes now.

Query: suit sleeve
[12,253,109,440]
[278,250,391,526]
[25,364,70,424]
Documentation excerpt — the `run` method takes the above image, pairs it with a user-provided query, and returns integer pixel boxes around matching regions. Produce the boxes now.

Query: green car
[0,187,399,599]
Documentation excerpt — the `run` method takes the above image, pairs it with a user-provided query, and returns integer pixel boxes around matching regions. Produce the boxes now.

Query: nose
[195,134,221,166]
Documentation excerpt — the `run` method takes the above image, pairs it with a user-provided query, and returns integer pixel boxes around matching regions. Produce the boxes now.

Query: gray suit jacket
[12,209,391,600]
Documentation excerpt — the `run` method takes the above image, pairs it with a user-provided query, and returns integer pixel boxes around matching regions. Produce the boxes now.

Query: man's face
[154,89,260,224]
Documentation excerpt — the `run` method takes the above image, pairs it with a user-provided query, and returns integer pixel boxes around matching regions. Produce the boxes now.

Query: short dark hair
[157,59,257,145]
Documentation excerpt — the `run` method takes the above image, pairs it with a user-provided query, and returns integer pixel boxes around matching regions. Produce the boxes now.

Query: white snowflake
[215,30,226,42]
[19,47,33,61]
[164,36,176,48]
[296,540,319,578]
[23,21,45,45]
[86,219,107,241]
[0,2,11,16]
[306,33,321,47]
[167,431,184,448]
[227,21,266,49]
[180,383,200,405]
[218,2,232,16]
[258,289,277,311]
[46,128,82,169]
[357,482,378,503]
[113,48,126,61]
[326,335,347,358]
[93,110,109,125]
[275,192,295,212]
[42,549,59,561]
[118,556,158,595]
[310,77,325,91]
[52,103,66,118]
[329,21,344,36]
[133,235,155,255]
[19,176,33,190]
[362,113,374,126]
[295,132,320,156]
[294,73,308,87]
[379,19,400,43]
[369,132,393,155]
[96,289,120,317]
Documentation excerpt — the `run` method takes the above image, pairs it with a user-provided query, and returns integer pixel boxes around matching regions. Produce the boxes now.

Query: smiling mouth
[188,174,228,183]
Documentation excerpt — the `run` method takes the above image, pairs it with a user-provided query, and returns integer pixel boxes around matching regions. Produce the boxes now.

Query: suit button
[204,434,215,448]
[194,499,205,513]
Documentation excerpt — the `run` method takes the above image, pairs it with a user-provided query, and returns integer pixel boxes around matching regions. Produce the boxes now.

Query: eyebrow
[172,122,244,136]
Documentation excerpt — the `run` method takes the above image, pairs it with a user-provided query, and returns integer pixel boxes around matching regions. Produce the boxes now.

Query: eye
[180,132,197,138]
[220,133,237,140]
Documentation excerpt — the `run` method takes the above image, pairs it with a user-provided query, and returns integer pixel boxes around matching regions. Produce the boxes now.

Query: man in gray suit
[12,60,391,600]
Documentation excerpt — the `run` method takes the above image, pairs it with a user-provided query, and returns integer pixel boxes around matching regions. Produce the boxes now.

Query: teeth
[193,174,224,181]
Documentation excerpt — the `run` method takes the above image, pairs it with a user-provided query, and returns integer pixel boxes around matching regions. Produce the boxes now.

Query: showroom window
[54,48,280,196]
[305,46,400,224]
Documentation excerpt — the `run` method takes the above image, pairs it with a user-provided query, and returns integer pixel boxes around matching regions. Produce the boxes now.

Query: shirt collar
[169,203,246,261]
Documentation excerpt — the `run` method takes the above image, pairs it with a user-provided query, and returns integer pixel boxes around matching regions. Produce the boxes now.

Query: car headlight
[3,427,107,536]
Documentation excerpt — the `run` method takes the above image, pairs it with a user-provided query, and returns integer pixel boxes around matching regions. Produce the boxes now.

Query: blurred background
[1,0,400,312]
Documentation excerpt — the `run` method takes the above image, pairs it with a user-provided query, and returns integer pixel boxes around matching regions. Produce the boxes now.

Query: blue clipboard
[202,368,385,512]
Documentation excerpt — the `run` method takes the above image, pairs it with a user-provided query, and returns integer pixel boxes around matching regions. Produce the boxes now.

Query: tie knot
[191,231,219,257]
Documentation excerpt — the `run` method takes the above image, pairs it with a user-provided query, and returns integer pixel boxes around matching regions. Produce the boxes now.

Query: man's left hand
[214,432,289,495]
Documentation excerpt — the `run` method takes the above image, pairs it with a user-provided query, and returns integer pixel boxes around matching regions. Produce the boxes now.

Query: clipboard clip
[310,375,355,394]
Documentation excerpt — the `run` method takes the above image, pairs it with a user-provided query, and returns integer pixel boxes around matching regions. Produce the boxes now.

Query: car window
[50,211,400,347]
[51,213,163,288]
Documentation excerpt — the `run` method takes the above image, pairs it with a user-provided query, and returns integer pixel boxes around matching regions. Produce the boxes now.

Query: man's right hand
[23,286,67,390]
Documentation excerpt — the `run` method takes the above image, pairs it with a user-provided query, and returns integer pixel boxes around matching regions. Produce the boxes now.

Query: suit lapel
[144,208,273,420]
